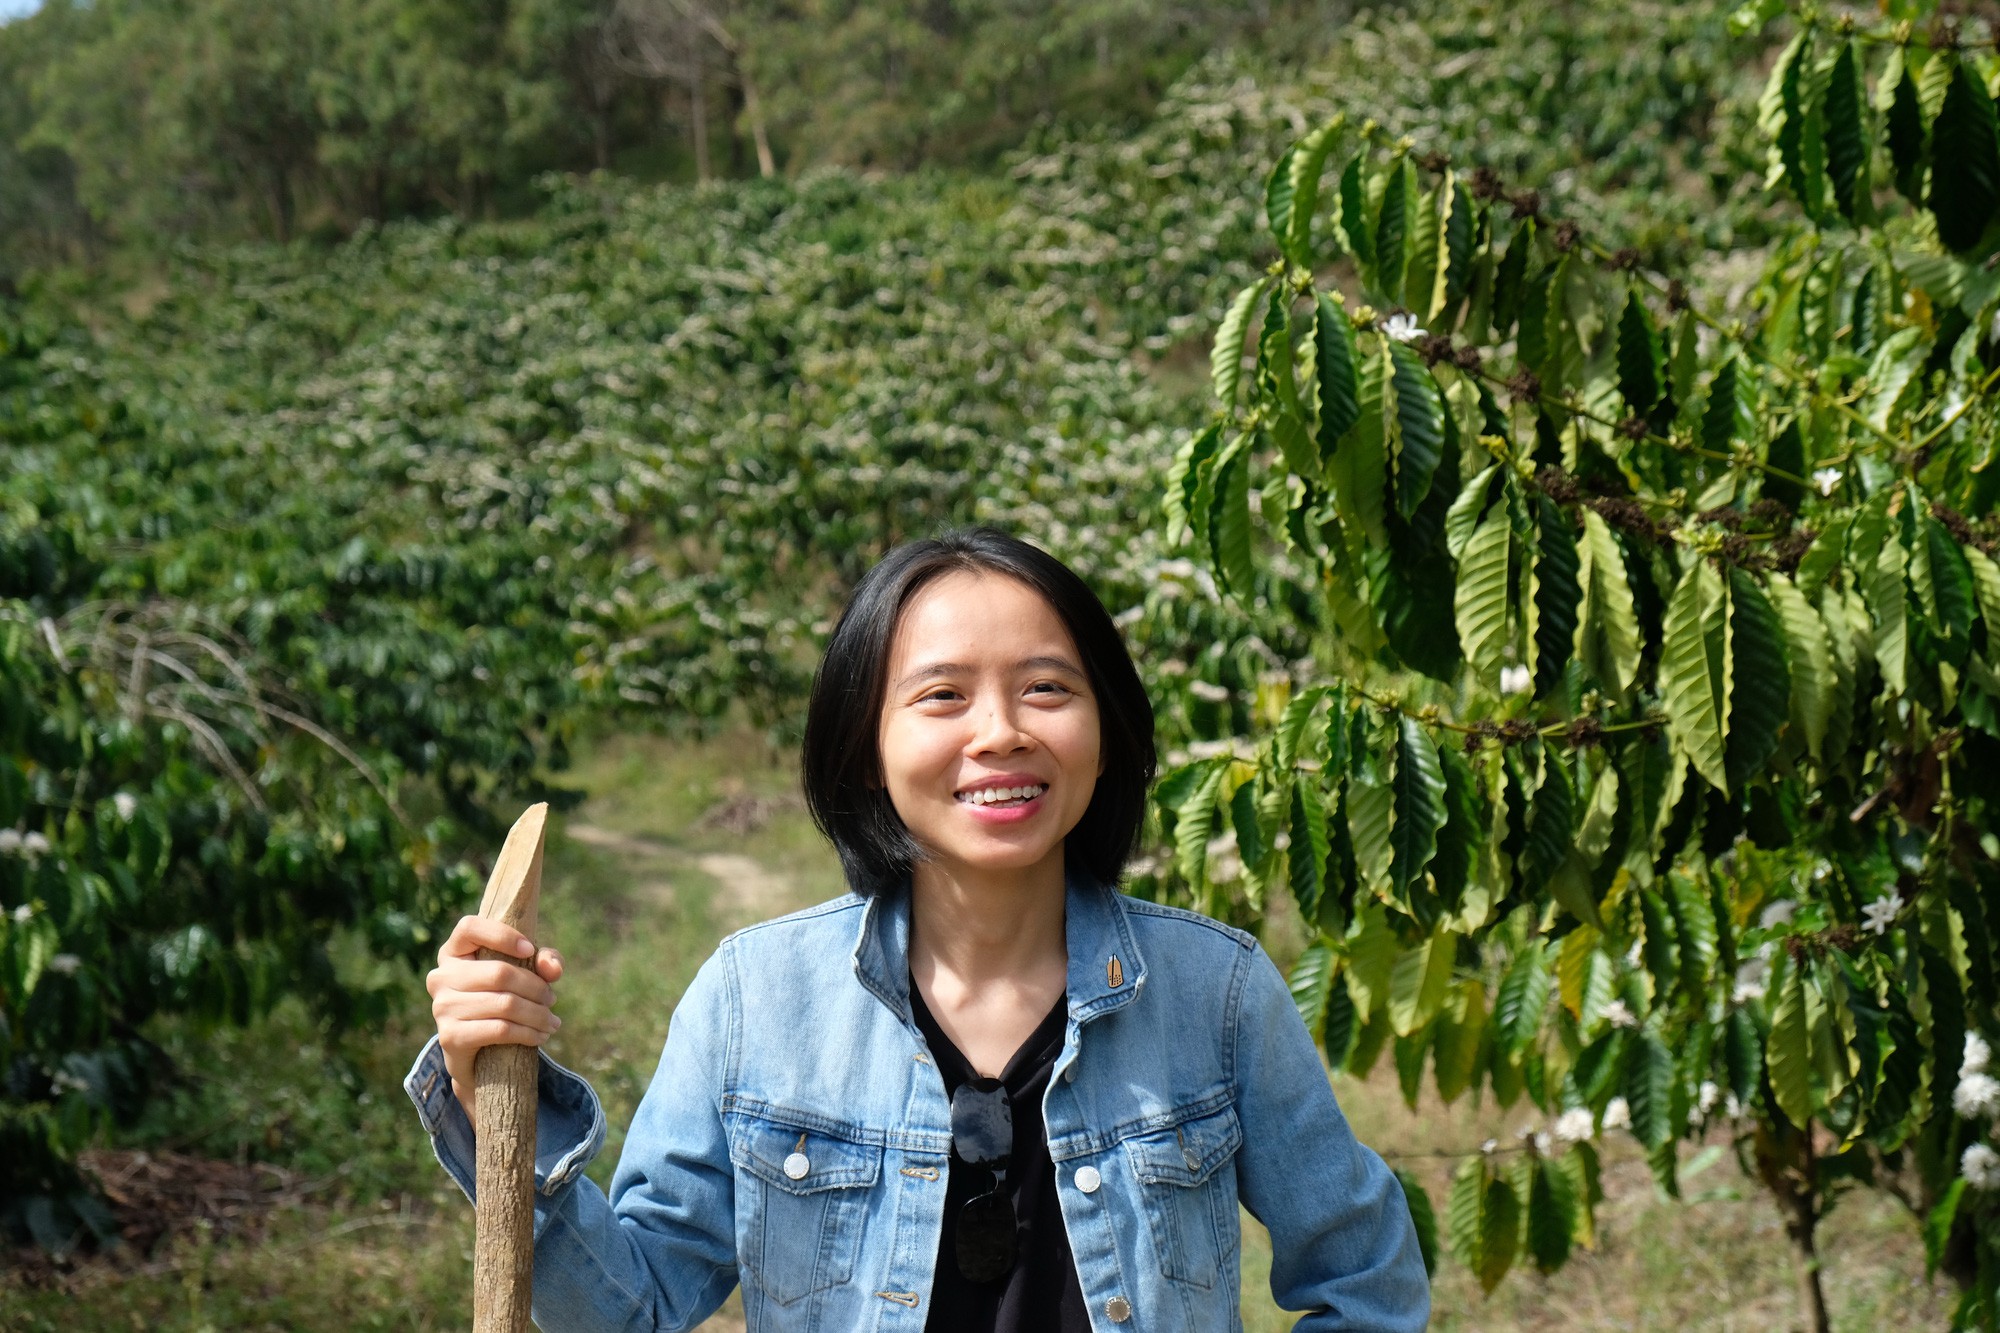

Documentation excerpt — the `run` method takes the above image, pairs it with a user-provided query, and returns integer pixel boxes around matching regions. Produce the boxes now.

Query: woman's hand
[426,915,565,1132]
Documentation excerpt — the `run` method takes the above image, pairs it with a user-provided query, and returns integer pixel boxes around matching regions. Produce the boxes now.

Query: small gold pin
[1107,955,1124,988]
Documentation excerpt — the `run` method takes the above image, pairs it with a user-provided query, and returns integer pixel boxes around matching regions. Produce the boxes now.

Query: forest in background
[0,0,1369,273]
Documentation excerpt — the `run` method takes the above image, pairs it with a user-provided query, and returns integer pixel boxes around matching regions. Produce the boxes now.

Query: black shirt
[909,980,1092,1333]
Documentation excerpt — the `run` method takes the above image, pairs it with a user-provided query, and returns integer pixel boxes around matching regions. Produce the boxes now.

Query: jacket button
[1106,1295,1132,1322]
[784,1152,811,1180]
[1074,1165,1101,1194]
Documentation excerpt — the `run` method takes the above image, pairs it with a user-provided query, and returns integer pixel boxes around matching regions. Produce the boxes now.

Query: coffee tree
[1145,2,2000,1326]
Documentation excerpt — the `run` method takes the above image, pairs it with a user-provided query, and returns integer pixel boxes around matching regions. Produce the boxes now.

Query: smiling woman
[409,528,1430,1332]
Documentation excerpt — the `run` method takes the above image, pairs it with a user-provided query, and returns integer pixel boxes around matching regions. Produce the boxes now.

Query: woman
[409,528,1429,1331]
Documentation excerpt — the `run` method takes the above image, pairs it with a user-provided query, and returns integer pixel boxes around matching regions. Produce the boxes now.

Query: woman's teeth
[958,784,1048,806]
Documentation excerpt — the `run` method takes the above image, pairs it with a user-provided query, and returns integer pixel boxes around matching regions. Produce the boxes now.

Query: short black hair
[801,527,1156,897]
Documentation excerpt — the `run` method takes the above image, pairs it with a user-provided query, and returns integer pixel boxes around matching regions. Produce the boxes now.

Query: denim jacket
[404,871,1430,1331]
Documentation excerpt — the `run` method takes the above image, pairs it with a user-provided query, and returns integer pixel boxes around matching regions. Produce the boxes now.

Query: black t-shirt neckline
[908,978,1091,1333]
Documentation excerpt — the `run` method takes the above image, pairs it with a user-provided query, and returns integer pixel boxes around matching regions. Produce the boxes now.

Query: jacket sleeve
[1231,942,1431,1331]
[403,945,741,1333]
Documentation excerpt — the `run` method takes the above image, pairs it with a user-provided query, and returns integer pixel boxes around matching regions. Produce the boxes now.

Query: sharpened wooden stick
[472,802,549,1333]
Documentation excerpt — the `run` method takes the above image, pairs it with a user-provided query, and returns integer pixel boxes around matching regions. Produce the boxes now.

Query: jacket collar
[851,862,1150,1026]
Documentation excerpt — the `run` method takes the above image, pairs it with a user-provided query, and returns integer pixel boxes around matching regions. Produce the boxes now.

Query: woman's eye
[918,689,962,704]
[1028,681,1070,696]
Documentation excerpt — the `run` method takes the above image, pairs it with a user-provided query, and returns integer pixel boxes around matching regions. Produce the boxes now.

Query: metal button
[783,1152,811,1180]
[1106,1295,1132,1322]
[1074,1165,1101,1194]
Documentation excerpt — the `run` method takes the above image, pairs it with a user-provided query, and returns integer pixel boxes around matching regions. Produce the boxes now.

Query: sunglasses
[950,1080,1017,1283]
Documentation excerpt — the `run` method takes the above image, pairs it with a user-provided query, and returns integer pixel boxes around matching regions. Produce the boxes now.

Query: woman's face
[876,569,1102,883]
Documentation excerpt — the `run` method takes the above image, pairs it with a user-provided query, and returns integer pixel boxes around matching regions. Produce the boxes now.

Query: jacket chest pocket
[727,1113,883,1307]
[1122,1104,1243,1290]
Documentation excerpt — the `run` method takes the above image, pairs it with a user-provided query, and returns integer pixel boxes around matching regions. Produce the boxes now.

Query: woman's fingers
[426,959,557,1008]
[435,988,561,1033]
[438,914,536,965]
[533,947,564,984]
[441,1018,555,1053]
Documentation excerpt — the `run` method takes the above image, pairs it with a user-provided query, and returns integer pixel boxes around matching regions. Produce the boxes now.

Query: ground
[0,730,1960,1331]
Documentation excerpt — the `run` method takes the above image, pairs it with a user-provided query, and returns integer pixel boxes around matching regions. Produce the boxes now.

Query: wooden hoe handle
[472,802,549,1333]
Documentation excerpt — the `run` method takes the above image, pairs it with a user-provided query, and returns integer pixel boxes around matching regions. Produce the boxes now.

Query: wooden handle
[472,802,548,1333]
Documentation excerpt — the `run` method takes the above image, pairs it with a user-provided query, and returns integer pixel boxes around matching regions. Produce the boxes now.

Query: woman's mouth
[955,783,1049,809]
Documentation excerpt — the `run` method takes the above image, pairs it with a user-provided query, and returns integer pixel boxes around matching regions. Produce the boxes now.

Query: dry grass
[0,730,1960,1331]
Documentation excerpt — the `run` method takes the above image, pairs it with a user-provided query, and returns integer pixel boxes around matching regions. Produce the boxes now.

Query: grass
[0,729,1962,1331]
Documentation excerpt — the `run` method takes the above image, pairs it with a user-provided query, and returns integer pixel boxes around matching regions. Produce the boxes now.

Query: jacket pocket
[726,1111,883,1307]
[1123,1103,1243,1290]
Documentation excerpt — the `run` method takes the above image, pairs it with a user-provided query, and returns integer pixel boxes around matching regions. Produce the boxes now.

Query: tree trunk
[738,61,775,177]
[689,66,711,183]
[1753,1121,1832,1333]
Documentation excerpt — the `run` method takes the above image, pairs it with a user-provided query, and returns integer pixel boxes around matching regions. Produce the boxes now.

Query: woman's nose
[967,700,1030,754]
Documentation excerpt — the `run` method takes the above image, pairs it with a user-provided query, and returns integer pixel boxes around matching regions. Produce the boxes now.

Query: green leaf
[1334,155,1375,272]
[1724,569,1789,794]
[1164,424,1221,546]
[1455,505,1513,694]
[1699,357,1744,456]
[1517,753,1576,901]
[1330,340,1391,545]
[1213,279,1270,410]
[1434,176,1476,316]
[1533,496,1581,698]
[1175,762,1229,885]
[1883,49,1927,204]
[1864,526,1909,696]
[1374,158,1416,304]
[1387,340,1445,520]
[1494,940,1552,1053]
[1429,745,1481,915]
[1765,572,1830,760]
[1616,292,1663,416]
[1624,1030,1676,1150]
[1315,294,1361,456]
[1965,545,2000,637]
[1926,1178,1967,1278]
[1638,889,1681,1003]
[1724,1005,1763,1104]
[1921,518,1977,643]
[1492,219,1534,337]
[1662,559,1730,792]
[1447,1155,1485,1273]
[1388,927,1457,1037]
[1209,435,1255,601]
[1231,777,1268,870]
[1767,960,1815,1129]
[1478,1172,1521,1293]
[1288,942,1338,1038]
[1265,145,1301,249]
[1390,718,1448,897]
[1823,41,1870,222]
[1395,1170,1440,1276]
[1763,421,1805,512]
[1434,978,1487,1103]
[1929,61,2000,254]
[1289,780,1332,922]
[1575,509,1641,697]
[1527,1159,1576,1273]
[1347,773,1394,900]
[1275,687,1328,773]
[1282,120,1345,263]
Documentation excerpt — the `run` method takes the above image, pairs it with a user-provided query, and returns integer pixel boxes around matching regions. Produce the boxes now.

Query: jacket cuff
[404,1034,607,1204]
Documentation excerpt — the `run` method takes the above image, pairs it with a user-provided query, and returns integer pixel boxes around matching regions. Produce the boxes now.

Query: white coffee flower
[113,792,138,822]
[1812,467,1842,497]
[1603,1097,1632,1131]
[1382,313,1427,342]
[1553,1108,1596,1143]
[21,832,49,858]
[47,953,81,977]
[1733,958,1769,1003]
[1861,895,1900,936]
[1187,680,1232,703]
[1758,900,1797,928]
[10,903,32,923]
[1499,664,1532,695]
[1724,1093,1745,1120]
[1956,1072,2000,1120]
[1601,1000,1639,1029]
[49,1070,89,1097]
[1968,1033,1993,1081]
[0,830,19,854]
[1964,1143,2000,1190]
[1480,1138,1499,1155]
[1534,1131,1554,1156]
[1698,1080,1722,1114]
